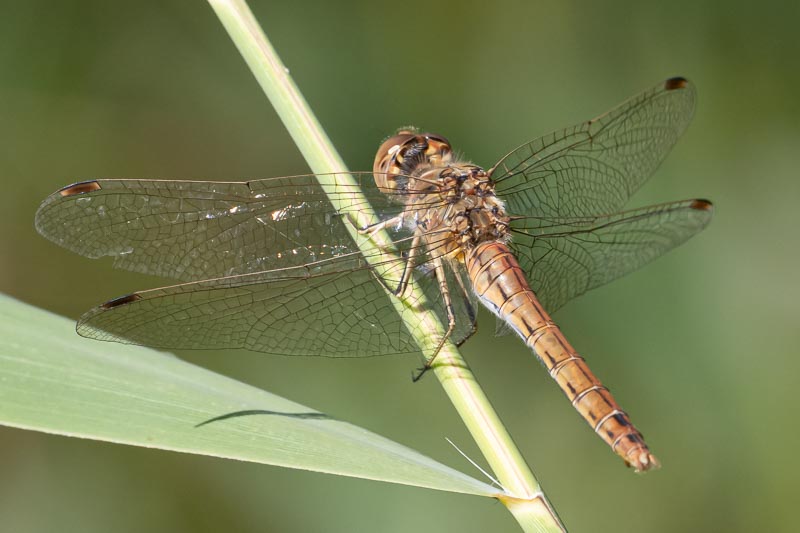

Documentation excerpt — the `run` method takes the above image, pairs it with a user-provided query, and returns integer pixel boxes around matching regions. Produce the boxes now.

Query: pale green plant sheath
[0,294,499,495]
[206,0,565,530]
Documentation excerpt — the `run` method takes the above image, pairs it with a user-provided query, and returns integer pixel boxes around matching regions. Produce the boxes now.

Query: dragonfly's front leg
[359,214,416,293]
[412,255,457,382]
[366,224,424,299]
[357,214,404,239]
[393,228,426,298]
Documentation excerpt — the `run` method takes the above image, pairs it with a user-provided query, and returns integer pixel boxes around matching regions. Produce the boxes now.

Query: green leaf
[0,294,499,497]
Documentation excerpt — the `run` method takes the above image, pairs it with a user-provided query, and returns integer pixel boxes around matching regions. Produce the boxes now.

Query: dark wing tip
[689,198,714,212]
[100,293,142,310]
[664,77,690,90]
[58,180,102,197]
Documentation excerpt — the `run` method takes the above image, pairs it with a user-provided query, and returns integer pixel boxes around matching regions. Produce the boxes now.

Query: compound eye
[420,133,452,161]
[425,133,451,147]
[372,131,415,172]
[373,132,417,175]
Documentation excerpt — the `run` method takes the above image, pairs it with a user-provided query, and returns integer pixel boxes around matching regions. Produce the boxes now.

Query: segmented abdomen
[466,241,659,472]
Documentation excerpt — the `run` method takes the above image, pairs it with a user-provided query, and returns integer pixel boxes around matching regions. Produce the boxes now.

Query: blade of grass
[0,293,500,496]
[206,1,565,530]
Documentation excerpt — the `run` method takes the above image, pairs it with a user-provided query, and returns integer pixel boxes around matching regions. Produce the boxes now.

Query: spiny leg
[368,228,423,298]
[357,214,403,239]
[412,256,457,382]
[451,263,477,325]
[394,228,426,298]
[356,213,414,295]
[360,215,458,379]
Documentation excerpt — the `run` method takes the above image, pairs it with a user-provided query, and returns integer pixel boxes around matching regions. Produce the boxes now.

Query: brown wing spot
[690,199,714,211]
[59,180,102,197]
[664,77,689,90]
[101,293,142,310]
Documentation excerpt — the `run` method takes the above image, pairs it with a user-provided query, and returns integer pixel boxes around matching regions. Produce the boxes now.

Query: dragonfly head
[373,128,452,193]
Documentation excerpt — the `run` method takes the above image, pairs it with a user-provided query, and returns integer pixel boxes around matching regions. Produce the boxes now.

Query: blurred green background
[1,0,798,531]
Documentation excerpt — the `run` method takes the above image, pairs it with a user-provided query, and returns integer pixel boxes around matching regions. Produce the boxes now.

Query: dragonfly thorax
[405,166,512,262]
[447,174,510,254]
[374,129,511,258]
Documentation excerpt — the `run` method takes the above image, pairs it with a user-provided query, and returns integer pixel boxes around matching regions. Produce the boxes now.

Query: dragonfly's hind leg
[412,256,457,382]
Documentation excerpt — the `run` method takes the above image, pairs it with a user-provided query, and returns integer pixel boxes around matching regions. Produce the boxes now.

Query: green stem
[206,1,565,531]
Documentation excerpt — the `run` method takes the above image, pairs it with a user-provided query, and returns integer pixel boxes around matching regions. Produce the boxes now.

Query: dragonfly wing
[509,199,713,312]
[76,253,432,357]
[37,174,476,357]
[494,320,515,337]
[34,174,407,282]
[75,231,476,358]
[491,78,696,218]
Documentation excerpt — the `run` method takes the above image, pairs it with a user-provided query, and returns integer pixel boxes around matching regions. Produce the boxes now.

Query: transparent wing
[34,174,442,281]
[508,199,713,312]
[75,249,477,357]
[491,78,696,219]
[75,254,421,357]
[36,175,478,356]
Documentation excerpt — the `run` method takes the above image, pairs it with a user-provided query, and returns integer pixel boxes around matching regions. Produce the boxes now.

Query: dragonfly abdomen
[465,241,659,472]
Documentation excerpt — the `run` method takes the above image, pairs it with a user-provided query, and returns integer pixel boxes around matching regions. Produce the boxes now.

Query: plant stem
[206,1,565,531]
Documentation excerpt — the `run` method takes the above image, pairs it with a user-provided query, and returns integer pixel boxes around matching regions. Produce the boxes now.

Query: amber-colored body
[467,242,657,471]
[374,130,658,472]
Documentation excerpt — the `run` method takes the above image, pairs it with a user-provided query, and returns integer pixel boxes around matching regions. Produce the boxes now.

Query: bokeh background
[1,1,798,531]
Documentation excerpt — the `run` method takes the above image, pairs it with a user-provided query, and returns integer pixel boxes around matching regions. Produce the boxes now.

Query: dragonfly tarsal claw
[392,281,408,298]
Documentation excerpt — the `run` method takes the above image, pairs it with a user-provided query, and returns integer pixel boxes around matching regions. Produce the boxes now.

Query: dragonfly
[35,77,712,472]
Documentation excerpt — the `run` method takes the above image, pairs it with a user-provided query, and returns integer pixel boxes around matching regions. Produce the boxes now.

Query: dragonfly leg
[412,256,456,382]
[451,261,478,326]
[357,214,404,237]
[373,228,423,298]
[394,229,424,297]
